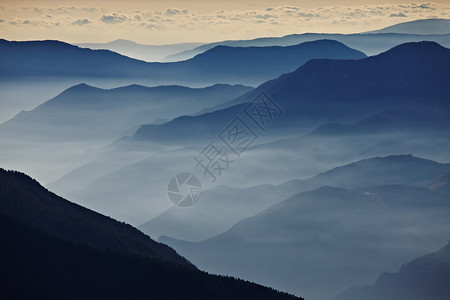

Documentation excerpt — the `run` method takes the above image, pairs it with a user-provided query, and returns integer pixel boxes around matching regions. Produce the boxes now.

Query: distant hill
[133,42,450,145]
[0,39,365,86]
[77,39,204,62]
[0,39,148,77]
[335,241,450,300]
[368,18,450,35]
[164,31,450,61]
[161,184,450,300]
[0,83,252,142]
[133,102,248,143]
[309,101,450,136]
[303,154,450,189]
[172,40,366,84]
[139,155,450,242]
[253,41,450,104]
[0,168,302,300]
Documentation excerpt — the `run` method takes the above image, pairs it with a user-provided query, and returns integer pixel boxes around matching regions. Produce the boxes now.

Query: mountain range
[161,182,450,300]
[310,102,450,136]
[0,83,251,142]
[38,42,450,226]
[0,39,365,86]
[164,18,450,61]
[77,39,204,62]
[140,155,450,241]
[132,41,450,145]
[0,168,302,300]
[2,16,450,300]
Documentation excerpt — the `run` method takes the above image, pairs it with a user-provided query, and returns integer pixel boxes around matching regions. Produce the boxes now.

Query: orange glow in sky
[0,1,449,44]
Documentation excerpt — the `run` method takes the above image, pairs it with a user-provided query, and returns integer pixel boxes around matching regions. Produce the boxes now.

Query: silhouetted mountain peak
[195,39,365,59]
[375,41,449,59]
[254,40,450,105]
[69,82,96,90]
[296,39,355,47]
[337,154,443,170]
[54,83,101,98]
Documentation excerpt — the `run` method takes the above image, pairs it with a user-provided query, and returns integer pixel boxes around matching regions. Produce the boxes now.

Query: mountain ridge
[0,39,365,86]
[0,168,193,267]
[77,39,204,62]
[139,154,450,242]
[0,168,302,300]
[160,182,450,300]
[164,20,450,61]
[132,41,450,145]
[0,83,252,142]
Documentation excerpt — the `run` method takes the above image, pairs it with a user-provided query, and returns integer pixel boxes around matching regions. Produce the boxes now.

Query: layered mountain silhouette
[0,39,365,86]
[164,19,450,60]
[368,18,450,35]
[132,102,248,143]
[161,183,450,300]
[77,39,204,62]
[239,41,450,103]
[50,80,450,222]
[0,83,251,142]
[0,168,302,300]
[140,155,450,241]
[335,241,450,300]
[310,101,450,136]
[167,40,366,84]
[3,17,449,300]
[132,42,450,145]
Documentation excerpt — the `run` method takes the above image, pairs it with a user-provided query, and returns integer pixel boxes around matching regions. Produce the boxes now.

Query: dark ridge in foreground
[0,169,302,300]
[0,168,192,268]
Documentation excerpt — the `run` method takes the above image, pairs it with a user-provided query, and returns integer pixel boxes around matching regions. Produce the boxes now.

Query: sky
[0,1,449,44]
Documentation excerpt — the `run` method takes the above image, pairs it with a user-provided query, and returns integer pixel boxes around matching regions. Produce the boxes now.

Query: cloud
[82,7,98,13]
[255,14,274,20]
[101,13,129,24]
[165,9,187,16]
[72,18,90,26]
[389,12,408,18]
[0,2,448,43]
[413,3,435,10]
[145,23,162,30]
